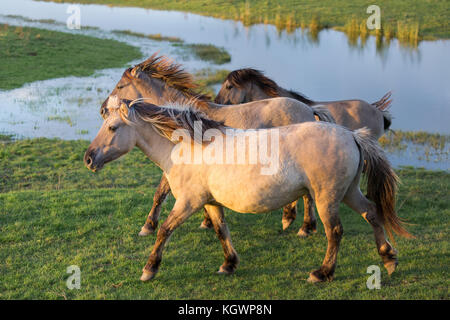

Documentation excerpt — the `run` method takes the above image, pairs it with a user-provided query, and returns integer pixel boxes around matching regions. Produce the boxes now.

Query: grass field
[0,136,448,299]
[43,0,450,40]
[0,24,142,90]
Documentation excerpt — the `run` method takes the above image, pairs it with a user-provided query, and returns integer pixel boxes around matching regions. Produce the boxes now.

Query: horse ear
[119,102,129,117]
[130,66,141,78]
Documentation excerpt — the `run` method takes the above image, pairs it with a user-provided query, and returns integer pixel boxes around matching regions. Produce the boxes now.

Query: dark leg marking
[298,194,317,237]
[199,208,213,229]
[281,201,297,230]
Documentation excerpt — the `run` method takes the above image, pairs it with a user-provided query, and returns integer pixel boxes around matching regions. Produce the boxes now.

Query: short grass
[42,0,450,40]
[111,30,183,43]
[0,138,448,299]
[110,29,231,65]
[0,24,142,89]
[194,68,230,97]
[173,43,231,65]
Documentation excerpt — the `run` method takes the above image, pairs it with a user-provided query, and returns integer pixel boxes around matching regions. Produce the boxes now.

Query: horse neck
[135,122,175,172]
[133,77,170,106]
[138,76,214,114]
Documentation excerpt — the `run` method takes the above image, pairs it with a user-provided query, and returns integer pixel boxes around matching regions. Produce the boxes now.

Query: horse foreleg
[308,201,343,283]
[281,201,297,230]
[141,198,199,281]
[204,204,239,274]
[298,194,317,237]
[139,174,171,236]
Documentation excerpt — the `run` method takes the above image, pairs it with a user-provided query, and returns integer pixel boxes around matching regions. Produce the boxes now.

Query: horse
[215,68,392,139]
[84,98,412,282]
[102,54,335,238]
[214,68,394,231]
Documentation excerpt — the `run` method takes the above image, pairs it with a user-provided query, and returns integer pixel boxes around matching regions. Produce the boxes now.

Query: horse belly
[207,165,305,213]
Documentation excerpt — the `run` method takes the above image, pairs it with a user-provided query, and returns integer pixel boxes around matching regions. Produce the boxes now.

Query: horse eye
[226,84,233,90]
[109,126,118,132]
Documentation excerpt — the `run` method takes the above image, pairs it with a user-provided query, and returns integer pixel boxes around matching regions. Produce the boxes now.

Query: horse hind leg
[204,204,239,274]
[281,200,297,230]
[343,186,398,275]
[297,194,317,237]
[199,208,214,229]
[307,199,343,283]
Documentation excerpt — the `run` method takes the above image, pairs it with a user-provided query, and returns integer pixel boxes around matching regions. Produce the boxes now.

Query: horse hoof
[217,265,234,275]
[297,229,309,238]
[138,225,154,236]
[307,273,323,283]
[140,270,156,281]
[297,228,317,238]
[307,269,330,283]
[199,221,213,229]
[384,261,398,275]
[282,218,294,231]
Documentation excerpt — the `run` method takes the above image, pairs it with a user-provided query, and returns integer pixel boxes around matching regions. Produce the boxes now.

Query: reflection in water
[0,0,449,136]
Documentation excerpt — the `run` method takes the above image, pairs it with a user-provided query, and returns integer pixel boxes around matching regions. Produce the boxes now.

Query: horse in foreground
[84,98,412,282]
[102,54,334,238]
[214,68,393,232]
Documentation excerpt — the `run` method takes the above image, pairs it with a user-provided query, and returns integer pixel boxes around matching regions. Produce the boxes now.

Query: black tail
[353,128,414,242]
[372,91,393,131]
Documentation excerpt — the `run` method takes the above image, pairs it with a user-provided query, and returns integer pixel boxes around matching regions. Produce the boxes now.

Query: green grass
[379,131,449,163]
[110,30,231,65]
[173,43,231,65]
[0,138,449,299]
[379,131,450,151]
[43,0,450,40]
[0,24,142,89]
[194,68,230,97]
[111,29,183,43]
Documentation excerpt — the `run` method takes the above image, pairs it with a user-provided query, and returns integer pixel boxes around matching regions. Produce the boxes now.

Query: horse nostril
[86,156,92,166]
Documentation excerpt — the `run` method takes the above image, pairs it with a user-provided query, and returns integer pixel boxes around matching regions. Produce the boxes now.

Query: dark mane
[286,90,315,106]
[226,68,279,97]
[122,99,225,142]
[226,68,315,105]
[134,53,211,102]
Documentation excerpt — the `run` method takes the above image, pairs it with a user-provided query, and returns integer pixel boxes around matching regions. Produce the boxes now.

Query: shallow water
[0,0,449,170]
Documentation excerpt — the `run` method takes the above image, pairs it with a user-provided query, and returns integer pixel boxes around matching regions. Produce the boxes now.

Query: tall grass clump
[308,16,321,41]
[397,21,420,46]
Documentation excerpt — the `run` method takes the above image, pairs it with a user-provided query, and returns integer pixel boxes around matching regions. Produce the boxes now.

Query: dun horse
[84,98,412,282]
[215,68,393,232]
[103,54,335,238]
[215,68,392,138]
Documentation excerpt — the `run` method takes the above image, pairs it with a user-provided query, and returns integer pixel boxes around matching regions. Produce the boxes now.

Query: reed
[397,21,420,45]
[285,14,296,33]
[383,23,395,42]
[241,1,252,26]
[308,16,321,40]
[344,18,360,46]
[359,20,368,44]
[274,13,284,32]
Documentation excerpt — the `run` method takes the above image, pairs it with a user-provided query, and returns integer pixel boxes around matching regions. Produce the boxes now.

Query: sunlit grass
[41,0,449,41]
[0,24,142,89]
[177,44,231,65]
[0,138,449,299]
[194,68,230,96]
[112,30,183,43]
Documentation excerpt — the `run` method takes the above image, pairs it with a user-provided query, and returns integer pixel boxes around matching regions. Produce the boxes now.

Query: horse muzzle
[84,148,104,172]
